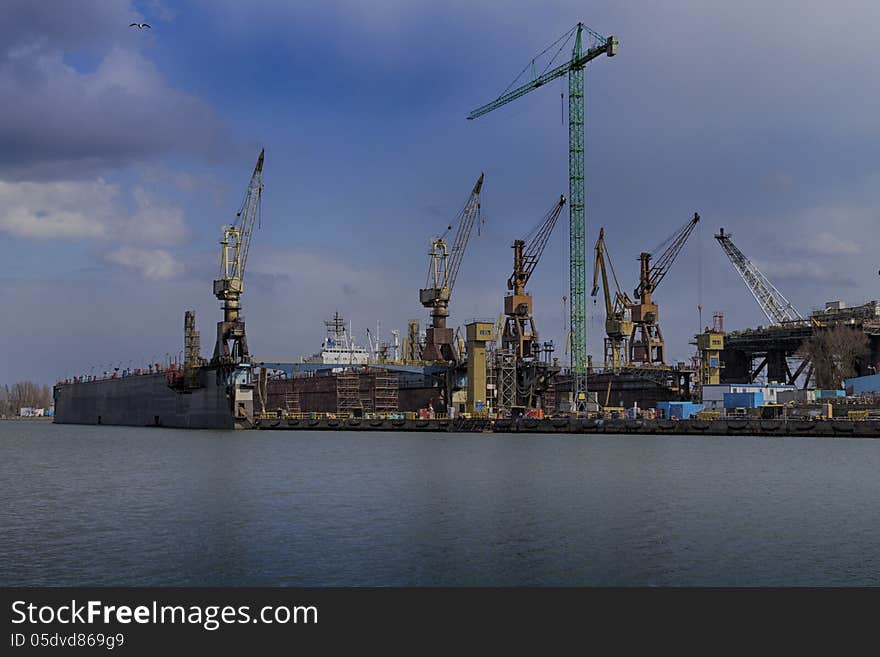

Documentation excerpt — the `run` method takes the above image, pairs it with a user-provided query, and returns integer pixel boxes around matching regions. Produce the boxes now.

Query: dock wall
[256,416,880,438]
[54,370,237,429]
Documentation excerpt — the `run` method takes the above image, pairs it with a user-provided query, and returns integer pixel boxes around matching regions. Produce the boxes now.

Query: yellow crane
[419,174,484,362]
[212,149,264,364]
[591,227,633,371]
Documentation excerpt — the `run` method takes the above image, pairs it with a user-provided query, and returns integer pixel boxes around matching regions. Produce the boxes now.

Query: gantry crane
[212,148,264,365]
[591,227,633,371]
[714,227,804,325]
[419,173,484,362]
[469,22,617,413]
[628,212,701,365]
[503,195,566,360]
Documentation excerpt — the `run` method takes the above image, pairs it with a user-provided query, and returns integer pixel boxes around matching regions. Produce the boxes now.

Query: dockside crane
[628,212,701,365]
[591,227,633,371]
[714,227,804,325]
[212,148,264,365]
[469,22,617,412]
[503,195,566,360]
[419,173,484,362]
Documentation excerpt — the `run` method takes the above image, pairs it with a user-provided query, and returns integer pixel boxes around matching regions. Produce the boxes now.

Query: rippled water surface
[2,421,880,586]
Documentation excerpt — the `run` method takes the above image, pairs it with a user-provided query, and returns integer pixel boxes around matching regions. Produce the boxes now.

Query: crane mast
[469,22,617,414]
[212,148,264,364]
[714,227,804,325]
[591,227,633,370]
[503,195,566,360]
[628,212,700,365]
[419,173,484,362]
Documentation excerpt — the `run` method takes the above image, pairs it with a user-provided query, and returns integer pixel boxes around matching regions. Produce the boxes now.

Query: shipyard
[10,0,880,608]
[48,21,880,436]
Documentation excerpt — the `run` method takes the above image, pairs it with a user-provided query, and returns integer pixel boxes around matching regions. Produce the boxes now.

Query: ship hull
[53,368,244,429]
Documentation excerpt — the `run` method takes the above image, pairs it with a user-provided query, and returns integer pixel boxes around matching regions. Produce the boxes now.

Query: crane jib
[466,41,614,121]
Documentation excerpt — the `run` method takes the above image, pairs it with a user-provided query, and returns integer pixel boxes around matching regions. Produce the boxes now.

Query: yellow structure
[466,321,495,414]
[696,312,725,385]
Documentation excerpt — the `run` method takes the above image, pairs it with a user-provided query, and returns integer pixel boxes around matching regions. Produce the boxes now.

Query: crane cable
[498,25,578,99]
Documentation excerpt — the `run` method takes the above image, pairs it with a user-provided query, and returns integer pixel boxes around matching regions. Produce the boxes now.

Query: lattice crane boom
[468,22,617,413]
[635,212,700,299]
[419,173,484,362]
[446,173,484,293]
[508,195,566,292]
[215,148,264,300]
[212,148,264,364]
[503,194,566,363]
[591,227,633,369]
[714,227,804,325]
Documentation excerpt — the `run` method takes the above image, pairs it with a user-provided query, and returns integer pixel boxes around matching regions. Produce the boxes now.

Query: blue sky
[2,0,879,383]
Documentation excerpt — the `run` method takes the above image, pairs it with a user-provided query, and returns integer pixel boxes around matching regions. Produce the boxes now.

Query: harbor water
[2,420,880,586]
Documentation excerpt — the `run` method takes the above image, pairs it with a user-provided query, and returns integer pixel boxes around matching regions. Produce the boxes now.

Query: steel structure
[468,23,617,412]
[628,212,700,365]
[591,227,633,370]
[714,227,804,325]
[419,173,484,362]
[212,149,264,364]
[503,195,566,360]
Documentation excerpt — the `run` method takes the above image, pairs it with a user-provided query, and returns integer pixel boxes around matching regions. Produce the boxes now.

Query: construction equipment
[628,212,701,365]
[503,195,566,360]
[469,22,617,413]
[591,227,633,370]
[419,173,484,362]
[212,149,264,365]
[695,311,725,386]
[714,227,805,325]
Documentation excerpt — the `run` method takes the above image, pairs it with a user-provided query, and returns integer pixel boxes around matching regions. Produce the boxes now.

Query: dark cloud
[0,0,137,54]
[0,1,231,181]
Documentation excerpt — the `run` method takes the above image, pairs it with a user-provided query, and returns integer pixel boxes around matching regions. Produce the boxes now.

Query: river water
[2,421,879,586]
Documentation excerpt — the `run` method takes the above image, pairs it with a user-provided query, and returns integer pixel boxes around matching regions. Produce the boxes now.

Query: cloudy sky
[2,0,879,383]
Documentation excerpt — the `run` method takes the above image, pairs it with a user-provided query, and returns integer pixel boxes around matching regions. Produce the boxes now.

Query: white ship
[303,312,371,366]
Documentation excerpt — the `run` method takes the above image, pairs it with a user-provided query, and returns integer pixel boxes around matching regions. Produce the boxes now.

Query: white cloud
[104,246,184,281]
[0,179,117,240]
[755,260,857,287]
[800,232,861,257]
[0,178,188,246]
[126,186,190,246]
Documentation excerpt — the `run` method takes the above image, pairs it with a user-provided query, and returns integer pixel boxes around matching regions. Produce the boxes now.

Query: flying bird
[129,22,151,29]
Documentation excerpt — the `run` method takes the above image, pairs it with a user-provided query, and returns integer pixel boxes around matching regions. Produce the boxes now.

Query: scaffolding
[183,310,201,388]
[283,379,301,414]
[486,344,498,415]
[497,349,517,412]
[336,369,362,415]
[404,319,421,362]
[374,370,399,413]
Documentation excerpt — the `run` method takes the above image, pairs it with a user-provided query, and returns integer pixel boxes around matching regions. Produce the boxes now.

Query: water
[2,420,880,586]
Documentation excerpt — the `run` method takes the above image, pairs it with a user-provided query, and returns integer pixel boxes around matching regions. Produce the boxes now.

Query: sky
[2,0,879,383]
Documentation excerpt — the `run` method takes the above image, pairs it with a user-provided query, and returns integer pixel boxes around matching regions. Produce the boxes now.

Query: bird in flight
[129,22,151,29]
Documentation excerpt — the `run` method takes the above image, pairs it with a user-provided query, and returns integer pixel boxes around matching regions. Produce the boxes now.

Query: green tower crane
[468,23,617,413]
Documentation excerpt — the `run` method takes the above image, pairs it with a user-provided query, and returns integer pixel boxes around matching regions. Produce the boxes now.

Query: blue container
[815,389,845,398]
[723,391,763,409]
[657,401,704,419]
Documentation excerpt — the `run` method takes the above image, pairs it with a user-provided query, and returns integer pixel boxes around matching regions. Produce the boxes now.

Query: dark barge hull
[53,368,244,430]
